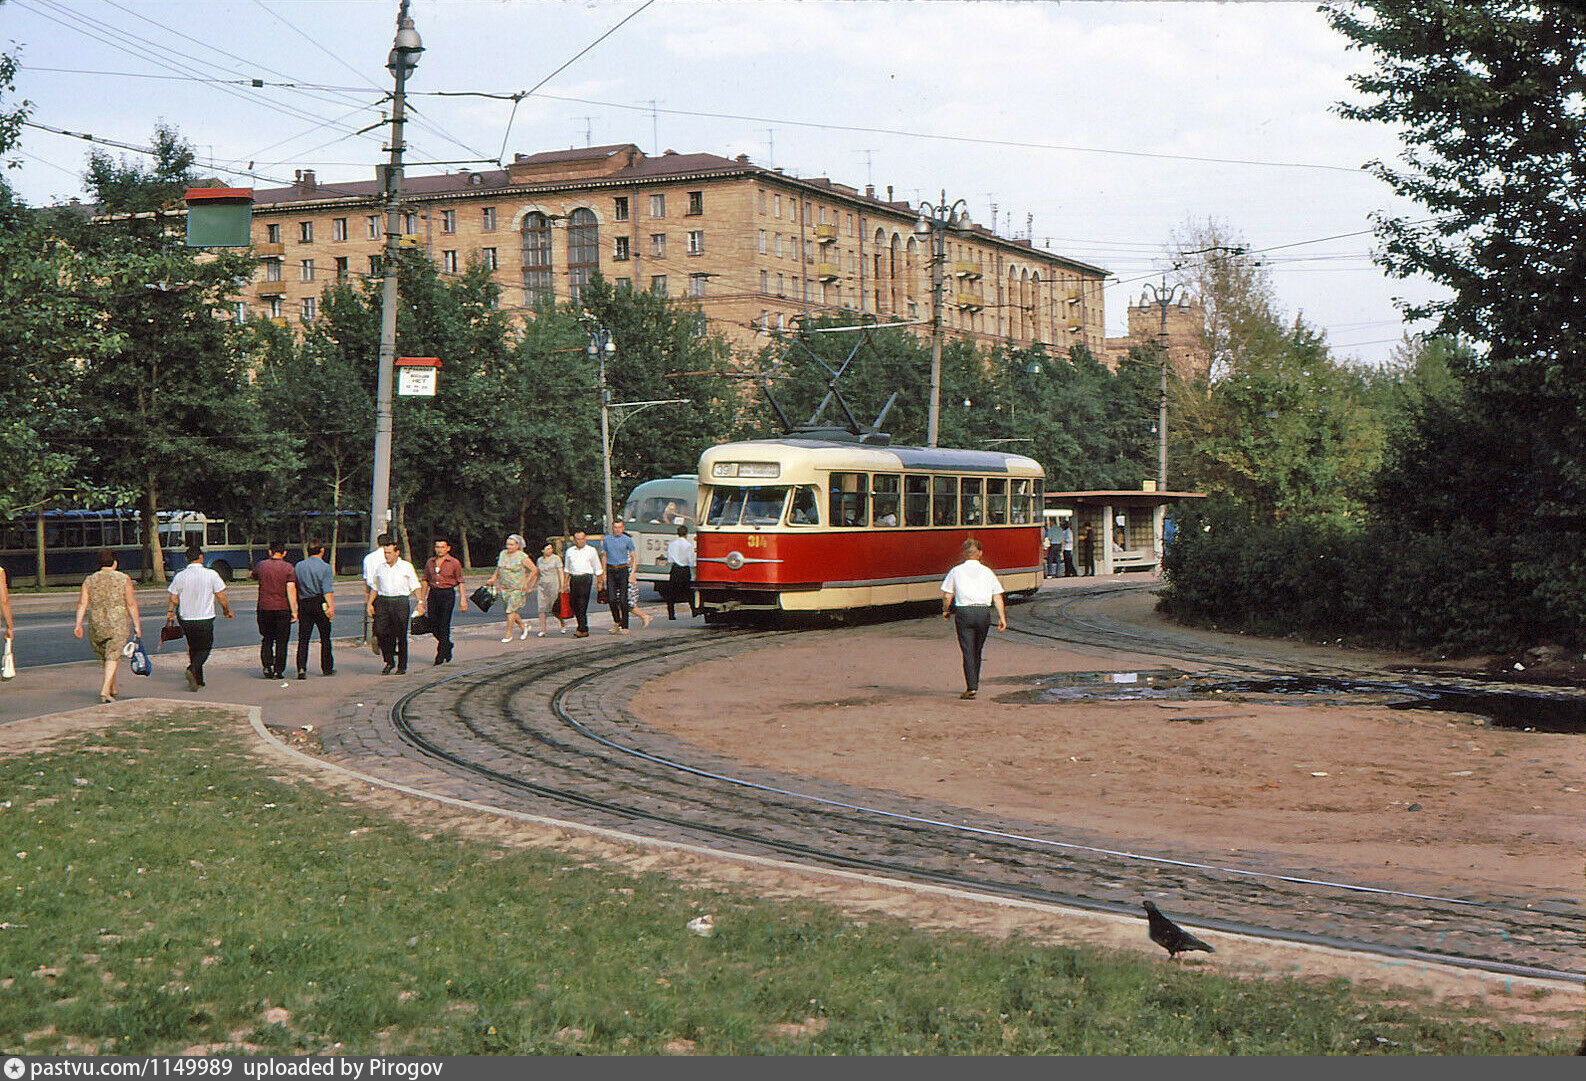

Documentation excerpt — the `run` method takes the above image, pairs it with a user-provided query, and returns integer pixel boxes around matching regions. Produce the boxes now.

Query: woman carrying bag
[484,534,535,643]
[73,549,142,703]
[534,540,568,637]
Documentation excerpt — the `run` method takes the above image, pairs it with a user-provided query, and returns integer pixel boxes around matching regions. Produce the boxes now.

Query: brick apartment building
[241,143,1109,358]
[1102,294,1211,380]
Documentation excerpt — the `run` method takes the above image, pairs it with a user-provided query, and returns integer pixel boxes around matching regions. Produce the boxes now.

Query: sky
[1,0,1444,366]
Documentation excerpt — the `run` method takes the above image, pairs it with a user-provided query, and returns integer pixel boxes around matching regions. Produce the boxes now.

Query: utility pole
[369,1,423,557]
[589,325,617,532]
[914,190,968,447]
[1141,277,1189,489]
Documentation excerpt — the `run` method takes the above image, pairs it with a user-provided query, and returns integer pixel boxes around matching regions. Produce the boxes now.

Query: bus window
[742,486,789,525]
[932,475,957,526]
[871,474,900,527]
[788,486,820,526]
[960,477,984,526]
[622,500,639,522]
[828,473,868,528]
[904,475,929,527]
[206,520,229,546]
[0,521,24,549]
[986,478,1008,524]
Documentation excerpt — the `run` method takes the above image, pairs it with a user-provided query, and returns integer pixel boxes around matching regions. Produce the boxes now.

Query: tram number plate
[745,535,767,548]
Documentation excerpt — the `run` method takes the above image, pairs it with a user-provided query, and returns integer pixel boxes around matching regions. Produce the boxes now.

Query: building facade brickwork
[1102,295,1210,380]
[239,144,1109,359]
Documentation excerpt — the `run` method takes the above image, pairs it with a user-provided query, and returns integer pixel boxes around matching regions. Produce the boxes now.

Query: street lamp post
[368,2,423,556]
[1140,278,1189,489]
[589,326,617,532]
[914,191,968,448]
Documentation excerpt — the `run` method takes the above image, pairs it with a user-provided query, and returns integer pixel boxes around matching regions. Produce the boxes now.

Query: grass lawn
[0,707,1572,1055]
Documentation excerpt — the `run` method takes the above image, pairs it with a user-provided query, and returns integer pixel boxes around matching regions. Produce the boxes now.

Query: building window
[440,209,456,234]
[760,269,768,293]
[758,189,767,214]
[481,206,497,231]
[687,190,703,216]
[649,193,665,218]
[234,302,247,325]
[299,221,313,243]
[268,296,283,319]
[614,196,629,222]
[650,233,666,258]
[615,277,632,292]
[265,223,281,244]
[522,211,553,305]
[687,230,704,255]
[332,217,348,241]
[368,254,382,277]
[442,250,458,273]
[334,256,349,281]
[688,273,708,297]
[301,297,316,324]
[264,258,282,282]
[366,215,380,239]
[299,258,314,282]
[776,273,784,296]
[613,236,630,261]
[566,207,598,301]
[650,275,667,296]
[481,247,498,271]
[758,230,767,254]
[773,193,781,218]
[403,212,417,235]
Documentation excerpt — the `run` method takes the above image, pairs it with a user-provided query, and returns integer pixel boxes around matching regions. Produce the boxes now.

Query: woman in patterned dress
[72,549,142,702]
[484,534,536,642]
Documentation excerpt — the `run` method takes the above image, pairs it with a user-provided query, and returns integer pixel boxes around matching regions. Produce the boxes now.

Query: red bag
[555,591,573,621]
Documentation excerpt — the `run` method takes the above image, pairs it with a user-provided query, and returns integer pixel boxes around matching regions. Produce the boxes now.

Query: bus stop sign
[184,187,253,247]
[396,357,441,397]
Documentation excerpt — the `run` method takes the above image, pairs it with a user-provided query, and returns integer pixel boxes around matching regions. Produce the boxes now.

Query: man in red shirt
[252,542,298,680]
[420,537,468,665]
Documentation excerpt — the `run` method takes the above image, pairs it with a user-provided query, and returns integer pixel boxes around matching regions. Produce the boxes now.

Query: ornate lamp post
[914,192,969,447]
[368,2,423,554]
[588,325,617,532]
[1140,278,1190,489]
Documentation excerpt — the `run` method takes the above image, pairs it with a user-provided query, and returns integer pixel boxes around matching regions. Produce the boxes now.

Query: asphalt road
[5,581,668,669]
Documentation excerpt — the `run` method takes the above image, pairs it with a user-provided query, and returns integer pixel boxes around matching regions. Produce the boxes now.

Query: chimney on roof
[736,153,749,163]
[664,148,677,156]
[886,185,893,202]
[866,184,875,199]
[295,169,317,192]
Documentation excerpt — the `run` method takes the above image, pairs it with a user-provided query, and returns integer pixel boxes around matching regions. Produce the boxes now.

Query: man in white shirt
[165,543,235,691]
[366,538,422,674]
[664,525,698,620]
[562,530,602,638]
[362,532,395,654]
[1060,518,1077,577]
[939,537,1007,700]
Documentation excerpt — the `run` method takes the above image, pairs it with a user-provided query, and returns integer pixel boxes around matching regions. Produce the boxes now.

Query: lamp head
[913,211,931,236]
[387,16,424,77]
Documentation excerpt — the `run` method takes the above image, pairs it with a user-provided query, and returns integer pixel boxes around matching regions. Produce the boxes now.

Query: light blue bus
[620,475,697,589]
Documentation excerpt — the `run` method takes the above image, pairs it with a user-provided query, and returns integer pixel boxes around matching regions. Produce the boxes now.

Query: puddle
[1016,671,1586,734]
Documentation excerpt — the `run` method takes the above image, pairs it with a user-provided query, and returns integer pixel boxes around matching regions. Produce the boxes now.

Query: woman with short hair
[534,540,567,637]
[73,549,142,702]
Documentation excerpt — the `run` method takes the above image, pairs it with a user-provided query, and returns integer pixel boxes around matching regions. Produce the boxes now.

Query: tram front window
[706,486,789,526]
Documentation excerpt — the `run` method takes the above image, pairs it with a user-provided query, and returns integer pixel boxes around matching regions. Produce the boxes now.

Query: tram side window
[871,474,900,527]
[960,477,985,526]
[788,486,820,526]
[931,475,957,526]
[1011,480,1031,524]
[903,475,929,527]
[828,472,868,528]
[986,478,1009,524]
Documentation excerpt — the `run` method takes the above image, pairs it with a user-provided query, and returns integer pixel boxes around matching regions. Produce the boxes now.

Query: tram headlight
[724,551,745,570]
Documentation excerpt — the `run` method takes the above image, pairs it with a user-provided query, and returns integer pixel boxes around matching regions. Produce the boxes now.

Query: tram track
[366,604,1583,985]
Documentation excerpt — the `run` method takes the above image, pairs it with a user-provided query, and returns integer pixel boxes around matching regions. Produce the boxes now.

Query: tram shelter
[1044,488,1204,574]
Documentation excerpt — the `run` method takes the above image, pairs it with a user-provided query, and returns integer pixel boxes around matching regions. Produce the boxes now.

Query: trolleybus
[619,474,698,591]
[693,437,1044,617]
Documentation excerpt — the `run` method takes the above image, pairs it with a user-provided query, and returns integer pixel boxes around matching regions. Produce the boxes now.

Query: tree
[1328,1,1586,637]
[1169,218,1277,382]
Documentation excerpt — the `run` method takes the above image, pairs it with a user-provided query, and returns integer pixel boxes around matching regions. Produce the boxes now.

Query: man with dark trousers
[367,538,421,675]
[294,540,336,679]
[421,537,468,665]
[939,537,1007,700]
[251,542,298,679]
[598,518,651,634]
[166,543,234,690]
[562,530,601,638]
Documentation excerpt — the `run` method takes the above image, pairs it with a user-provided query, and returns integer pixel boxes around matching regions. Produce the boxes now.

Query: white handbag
[2,637,14,680]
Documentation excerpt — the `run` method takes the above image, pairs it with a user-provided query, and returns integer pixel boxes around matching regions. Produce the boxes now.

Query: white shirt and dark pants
[940,558,1006,698]
[369,558,421,673]
[168,561,226,687]
[563,544,602,636]
[665,534,697,619]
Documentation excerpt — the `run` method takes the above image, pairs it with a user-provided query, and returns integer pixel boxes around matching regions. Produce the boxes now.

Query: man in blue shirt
[294,540,336,679]
[598,519,652,633]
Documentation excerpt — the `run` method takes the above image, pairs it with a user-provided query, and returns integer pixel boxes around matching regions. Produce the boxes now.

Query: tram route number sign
[396,357,441,397]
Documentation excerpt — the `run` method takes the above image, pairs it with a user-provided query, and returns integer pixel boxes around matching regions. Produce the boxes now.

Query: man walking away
[1043,518,1061,578]
[294,540,336,678]
[665,524,698,619]
[1060,518,1077,577]
[367,538,421,675]
[598,519,651,634]
[940,537,1007,700]
[563,530,601,638]
[166,544,234,690]
[422,537,467,665]
[252,542,298,680]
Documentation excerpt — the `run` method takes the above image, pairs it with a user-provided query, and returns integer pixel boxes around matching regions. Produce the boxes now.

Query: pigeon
[1142,900,1214,959]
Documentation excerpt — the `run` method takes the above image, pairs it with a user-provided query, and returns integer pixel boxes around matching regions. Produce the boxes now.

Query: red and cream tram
[693,438,1045,616]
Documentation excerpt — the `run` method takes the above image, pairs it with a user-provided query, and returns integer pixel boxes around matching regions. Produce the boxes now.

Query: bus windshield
[705,486,789,527]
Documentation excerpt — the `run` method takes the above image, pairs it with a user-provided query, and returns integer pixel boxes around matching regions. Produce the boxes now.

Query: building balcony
[955,293,984,312]
[1066,289,1083,304]
[256,281,287,296]
[254,242,285,256]
[954,262,982,280]
[817,263,840,282]
[814,223,838,243]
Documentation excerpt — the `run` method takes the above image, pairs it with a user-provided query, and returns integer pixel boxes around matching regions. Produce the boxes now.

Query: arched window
[567,208,598,301]
[872,229,886,313]
[888,234,902,314]
[522,212,553,306]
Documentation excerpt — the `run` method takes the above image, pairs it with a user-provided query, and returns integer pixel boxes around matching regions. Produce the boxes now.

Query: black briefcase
[469,585,496,612]
[409,613,434,637]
